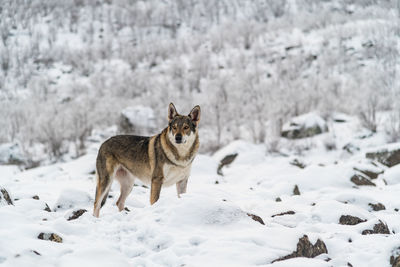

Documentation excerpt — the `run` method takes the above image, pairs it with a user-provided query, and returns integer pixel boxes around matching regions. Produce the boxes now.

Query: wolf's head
[167,103,200,145]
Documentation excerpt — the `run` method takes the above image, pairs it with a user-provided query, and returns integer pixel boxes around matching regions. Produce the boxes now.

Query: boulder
[272,235,328,263]
[366,144,400,167]
[350,174,376,186]
[368,203,386,211]
[217,153,238,175]
[67,209,87,221]
[38,233,63,243]
[339,215,366,225]
[281,113,328,139]
[362,220,390,235]
[293,185,301,195]
[272,211,295,217]
[247,213,265,225]
[0,187,13,206]
[390,248,400,267]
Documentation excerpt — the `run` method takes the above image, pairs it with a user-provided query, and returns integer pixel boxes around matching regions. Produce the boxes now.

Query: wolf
[93,103,200,217]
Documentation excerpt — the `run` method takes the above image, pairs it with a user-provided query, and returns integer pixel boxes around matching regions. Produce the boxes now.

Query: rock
[362,220,390,235]
[281,113,328,139]
[32,195,40,200]
[293,185,301,195]
[272,235,328,263]
[67,209,87,221]
[368,203,386,211]
[44,203,51,212]
[290,159,306,169]
[339,215,366,225]
[272,211,295,217]
[366,145,400,167]
[353,167,383,179]
[217,153,238,176]
[0,187,13,206]
[118,106,156,135]
[275,197,282,202]
[343,143,360,154]
[247,213,265,225]
[38,233,63,243]
[390,248,400,267]
[350,174,376,186]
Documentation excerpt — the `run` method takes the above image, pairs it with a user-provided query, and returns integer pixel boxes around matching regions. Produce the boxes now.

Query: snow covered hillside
[1,115,400,267]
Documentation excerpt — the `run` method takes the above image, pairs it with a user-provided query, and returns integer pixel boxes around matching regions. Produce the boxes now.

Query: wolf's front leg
[150,176,163,205]
[176,177,188,197]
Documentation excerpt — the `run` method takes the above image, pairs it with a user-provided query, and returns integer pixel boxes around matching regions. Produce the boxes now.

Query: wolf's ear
[168,103,178,122]
[189,105,201,126]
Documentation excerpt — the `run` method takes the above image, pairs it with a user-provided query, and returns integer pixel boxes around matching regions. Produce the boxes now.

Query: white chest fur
[162,163,191,187]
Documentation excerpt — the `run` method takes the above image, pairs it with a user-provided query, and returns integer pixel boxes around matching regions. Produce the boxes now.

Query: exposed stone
[281,113,328,139]
[272,211,295,217]
[290,159,306,169]
[272,235,328,263]
[350,174,376,186]
[38,233,63,243]
[247,213,265,225]
[353,167,383,179]
[293,185,301,195]
[67,209,87,221]
[339,215,366,225]
[368,203,386,211]
[44,203,51,212]
[362,220,390,235]
[217,153,238,176]
[343,143,360,154]
[275,197,282,202]
[366,147,400,167]
[32,195,40,200]
[0,187,13,206]
[390,248,400,267]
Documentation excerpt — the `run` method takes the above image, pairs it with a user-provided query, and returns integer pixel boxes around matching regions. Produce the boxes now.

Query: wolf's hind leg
[176,177,188,197]
[115,166,135,211]
[93,157,114,217]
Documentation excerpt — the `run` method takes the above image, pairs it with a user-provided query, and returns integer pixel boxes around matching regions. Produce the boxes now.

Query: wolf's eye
[184,125,189,130]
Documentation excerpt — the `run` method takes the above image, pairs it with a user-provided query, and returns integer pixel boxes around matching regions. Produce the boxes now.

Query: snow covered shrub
[386,110,400,142]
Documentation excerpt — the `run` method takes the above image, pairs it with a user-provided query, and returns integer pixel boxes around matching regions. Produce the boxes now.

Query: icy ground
[1,117,400,267]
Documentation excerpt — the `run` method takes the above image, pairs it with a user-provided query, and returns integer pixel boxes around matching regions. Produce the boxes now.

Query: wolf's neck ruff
[160,128,199,168]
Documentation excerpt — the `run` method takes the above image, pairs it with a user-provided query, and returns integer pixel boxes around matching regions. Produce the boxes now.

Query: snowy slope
[1,120,400,267]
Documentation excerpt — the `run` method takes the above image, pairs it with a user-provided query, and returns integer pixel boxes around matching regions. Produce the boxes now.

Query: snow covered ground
[1,116,400,267]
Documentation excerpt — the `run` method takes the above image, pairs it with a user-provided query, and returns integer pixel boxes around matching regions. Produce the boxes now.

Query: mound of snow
[54,189,92,211]
[281,113,328,139]
[119,106,156,135]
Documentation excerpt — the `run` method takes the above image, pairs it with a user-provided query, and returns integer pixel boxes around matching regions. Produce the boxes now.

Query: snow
[282,112,327,132]
[121,106,156,130]
[1,115,400,266]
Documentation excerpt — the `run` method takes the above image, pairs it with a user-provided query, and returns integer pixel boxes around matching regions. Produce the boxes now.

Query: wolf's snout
[175,134,182,143]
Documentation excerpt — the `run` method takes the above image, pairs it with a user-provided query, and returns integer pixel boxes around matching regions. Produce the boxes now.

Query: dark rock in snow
[247,213,265,225]
[281,113,328,139]
[290,158,306,169]
[366,146,400,167]
[67,209,87,221]
[0,187,13,205]
[44,203,51,212]
[32,195,40,200]
[343,143,360,154]
[217,153,238,176]
[339,215,366,225]
[293,185,301,195]
[272,235,328,263]
[275,197,282,202]
[390,248,400,267]
[350,174,376,186]
[353,166,383,179]
[38,233,63,243]
[362,220,390,235]
[368,203,386,211]
[272,211,295,217]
